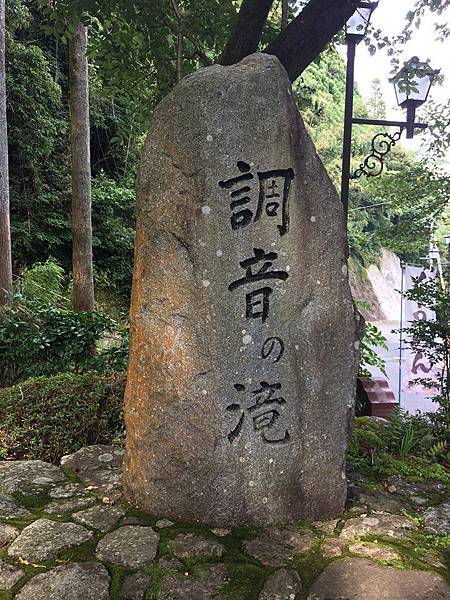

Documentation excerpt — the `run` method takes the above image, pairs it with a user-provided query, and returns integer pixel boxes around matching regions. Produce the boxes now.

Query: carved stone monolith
[123,53,360,526]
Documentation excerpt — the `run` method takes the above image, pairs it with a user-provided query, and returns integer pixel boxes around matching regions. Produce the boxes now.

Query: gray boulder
[124,52,359,527]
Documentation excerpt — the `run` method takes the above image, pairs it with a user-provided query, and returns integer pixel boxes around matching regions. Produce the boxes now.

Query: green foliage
[359,321,388,377]
[399,274,450,419]
[89,326,129,374]
[347,189,387,266]
[348,417,385,464]
[296,47,377,187]
[21,259,66,306]
[91,174,135,295]
[7,1,138,290]
[0,261,129,386]
[0,372,125,461]
[0,295,117,387]
[385,407,419,458]
[348,409,450,479]
[370,453,450,482]
[6,1,71,270]
[365,162,449,260]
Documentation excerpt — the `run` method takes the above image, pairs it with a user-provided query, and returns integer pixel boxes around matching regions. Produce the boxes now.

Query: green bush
[0,259,129,386]
[348,412,450,482]
[0,372,126,462]
[21,259,66,307]
[0,296,118,387]
[359,321,387,378]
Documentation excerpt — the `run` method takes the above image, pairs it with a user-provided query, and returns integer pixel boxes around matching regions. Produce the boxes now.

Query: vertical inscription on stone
[218,161,294,447]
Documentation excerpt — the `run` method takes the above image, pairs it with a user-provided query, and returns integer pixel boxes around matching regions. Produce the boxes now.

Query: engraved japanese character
[226,382,290,445]
[218,162,294,235]
[228,248,289,323]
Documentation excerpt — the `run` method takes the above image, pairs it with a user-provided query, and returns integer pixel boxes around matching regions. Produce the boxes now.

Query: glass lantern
[345,1,379,43]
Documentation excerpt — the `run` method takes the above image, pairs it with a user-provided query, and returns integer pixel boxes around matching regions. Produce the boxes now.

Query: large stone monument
[123,53,360,526]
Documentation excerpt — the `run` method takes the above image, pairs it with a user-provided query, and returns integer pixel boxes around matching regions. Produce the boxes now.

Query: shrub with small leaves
[0,371,125,462]
[21,259,66,306]
[0,296,118,387]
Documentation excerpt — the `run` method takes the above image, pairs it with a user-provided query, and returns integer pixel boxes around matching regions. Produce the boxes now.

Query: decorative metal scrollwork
[352,129,403,179]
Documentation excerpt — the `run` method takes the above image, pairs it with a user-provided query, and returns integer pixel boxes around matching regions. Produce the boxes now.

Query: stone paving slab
[72,504,126,532]
[61,446,124,472]
[15,562,110,600]
[171,532,225,559]
[158,564,228,600]
[8,518,93,562]
[48,482,88,499]
[339,512,417,541]
[0,559,24,590]
[44,495,97,515]
[0,461,63,494]
[95,525,159,568]
[348,541,401,561]
[258,568,302,600]
[422,502,450,536]
[0,523,20,547]
[121,571,150,599]
[0,495,30,519]
[244,527,317,567]
[307,558,450,599]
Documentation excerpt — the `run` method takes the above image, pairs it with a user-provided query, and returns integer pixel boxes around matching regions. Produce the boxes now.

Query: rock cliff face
[350,249,402,322]
[123,53,360,526]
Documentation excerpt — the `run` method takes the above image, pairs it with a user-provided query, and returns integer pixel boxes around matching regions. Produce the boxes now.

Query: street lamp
[345,1,378,43]
[341,1,379,219]
[391,57,439,138]
[428,243,441,261]
[340,4,437,218]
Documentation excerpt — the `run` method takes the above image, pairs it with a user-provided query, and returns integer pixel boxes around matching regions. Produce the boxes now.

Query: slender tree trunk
[281,0,289,30]
[171,0,184,82]
[69,21,94,312]
[0,0,12,306]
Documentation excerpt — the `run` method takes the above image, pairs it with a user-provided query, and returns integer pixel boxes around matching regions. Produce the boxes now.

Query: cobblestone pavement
[0,445,449,599]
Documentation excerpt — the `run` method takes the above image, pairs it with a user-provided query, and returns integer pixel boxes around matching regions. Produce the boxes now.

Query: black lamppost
[340,3,439,219]
[341,1,379,219]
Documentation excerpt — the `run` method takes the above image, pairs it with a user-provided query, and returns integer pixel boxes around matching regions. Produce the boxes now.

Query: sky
[346,0,450,158]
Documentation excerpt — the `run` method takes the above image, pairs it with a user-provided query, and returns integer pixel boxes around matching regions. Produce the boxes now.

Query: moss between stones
[57,537,100,563]
[11,491,51,513]
[0,550,49,600]
[144,564,165,600]
[219,563,268,599]
[291,547,330,599]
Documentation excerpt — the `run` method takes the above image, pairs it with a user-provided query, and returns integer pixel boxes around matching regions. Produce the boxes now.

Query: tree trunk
[220,0,274,66]
[0,0,12,306]
[281,0,288,29]
[265,0,359,82]
[69,21,94,312]
[221,0,359,82]
[171,0,184,82]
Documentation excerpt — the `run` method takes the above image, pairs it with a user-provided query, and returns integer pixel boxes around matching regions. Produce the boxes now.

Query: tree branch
[265,0,359,82]
[220,0,274,66]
